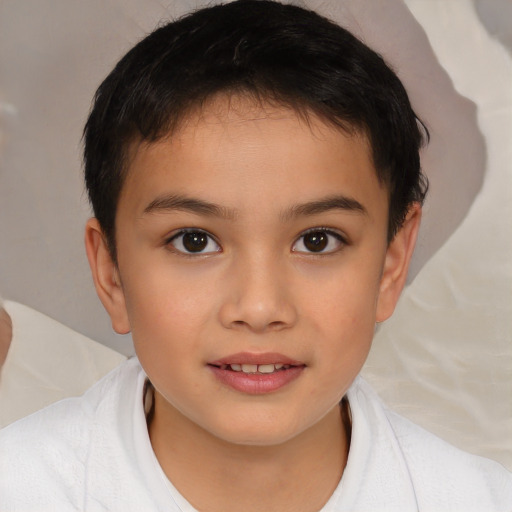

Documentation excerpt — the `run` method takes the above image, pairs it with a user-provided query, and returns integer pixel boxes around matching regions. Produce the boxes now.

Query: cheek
[124,251,217,311]
[121,261,219,353]
[300,260,381,363]
[304,259,382,323]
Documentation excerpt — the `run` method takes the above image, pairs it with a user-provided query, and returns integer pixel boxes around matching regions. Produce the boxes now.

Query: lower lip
[208,365,305,394]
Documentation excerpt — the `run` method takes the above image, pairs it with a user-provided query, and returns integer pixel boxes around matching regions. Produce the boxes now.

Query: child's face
[88,96,416,446]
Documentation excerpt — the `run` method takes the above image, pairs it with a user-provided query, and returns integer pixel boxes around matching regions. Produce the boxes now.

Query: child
[1,1,510,510]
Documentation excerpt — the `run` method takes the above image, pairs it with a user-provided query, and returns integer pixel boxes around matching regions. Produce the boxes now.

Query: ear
[84,218,131,334]
[376,203,422,322]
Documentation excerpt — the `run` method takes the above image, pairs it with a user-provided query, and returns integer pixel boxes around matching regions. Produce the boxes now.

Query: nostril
[268,320,287,331]
[228,319,288,332]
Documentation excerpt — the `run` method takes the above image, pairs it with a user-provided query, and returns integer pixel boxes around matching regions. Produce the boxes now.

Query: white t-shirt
[0,358,510,511]
[0,301,126,427]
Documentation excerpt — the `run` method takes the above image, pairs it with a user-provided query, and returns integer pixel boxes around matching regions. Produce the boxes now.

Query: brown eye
[303,231,328,252]
[169,230,221,254]
[292,229,344,254]
[183,232,208,252]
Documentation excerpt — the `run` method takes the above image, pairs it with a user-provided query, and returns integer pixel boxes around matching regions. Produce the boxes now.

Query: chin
[205,415,309,448]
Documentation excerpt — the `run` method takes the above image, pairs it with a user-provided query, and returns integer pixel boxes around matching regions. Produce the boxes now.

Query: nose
[218,252,297,334]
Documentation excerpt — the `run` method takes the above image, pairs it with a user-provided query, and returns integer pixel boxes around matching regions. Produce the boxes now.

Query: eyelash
[292,228,347,255]
[166,227,347,257]
[166,229,221,255]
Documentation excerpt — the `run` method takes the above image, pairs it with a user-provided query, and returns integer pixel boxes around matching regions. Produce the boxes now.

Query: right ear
[84,218,130,334]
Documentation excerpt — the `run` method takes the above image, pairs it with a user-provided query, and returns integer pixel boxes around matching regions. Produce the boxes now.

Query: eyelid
[292,227,347,254]
[166,228,221,255]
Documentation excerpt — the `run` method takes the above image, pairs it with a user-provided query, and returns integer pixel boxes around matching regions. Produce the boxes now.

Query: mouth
[208,353,305,394]
[209,363,296,374]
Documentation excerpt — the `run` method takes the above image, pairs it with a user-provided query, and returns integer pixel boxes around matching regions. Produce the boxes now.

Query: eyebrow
[142,193,367,221]
[282,195,367,220]
[143,194,237,219]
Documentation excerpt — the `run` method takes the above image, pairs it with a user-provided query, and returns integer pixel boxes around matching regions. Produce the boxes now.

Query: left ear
[376,203,422,322]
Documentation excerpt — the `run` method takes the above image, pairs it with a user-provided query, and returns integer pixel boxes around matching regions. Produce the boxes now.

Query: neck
[148,391,350,512]
[0,308,13,368]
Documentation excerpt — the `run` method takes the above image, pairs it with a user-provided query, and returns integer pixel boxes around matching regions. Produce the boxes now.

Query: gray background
[0,0,510,355]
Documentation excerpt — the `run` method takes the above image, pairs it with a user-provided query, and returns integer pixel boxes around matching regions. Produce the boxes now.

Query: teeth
[226,363,291,374]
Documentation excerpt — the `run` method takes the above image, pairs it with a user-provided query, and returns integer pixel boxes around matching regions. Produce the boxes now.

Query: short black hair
[84,0,428,260]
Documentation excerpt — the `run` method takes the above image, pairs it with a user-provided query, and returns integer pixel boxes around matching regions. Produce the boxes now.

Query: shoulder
[0,358,143,510]
[347,377,512,511]
[386,408,512,510]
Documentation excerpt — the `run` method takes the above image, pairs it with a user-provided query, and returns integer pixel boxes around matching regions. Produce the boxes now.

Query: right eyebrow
[281,194,368,221]
[142,193,237,220]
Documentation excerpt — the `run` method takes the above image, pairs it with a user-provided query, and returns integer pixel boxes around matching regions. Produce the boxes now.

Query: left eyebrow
[281,195,368,220]
[142,193,236,219]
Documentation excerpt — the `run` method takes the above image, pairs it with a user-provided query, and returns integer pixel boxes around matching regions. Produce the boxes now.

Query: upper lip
[209,352,304,366]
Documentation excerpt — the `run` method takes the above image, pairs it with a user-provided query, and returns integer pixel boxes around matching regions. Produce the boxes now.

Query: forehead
[119,96,387,221]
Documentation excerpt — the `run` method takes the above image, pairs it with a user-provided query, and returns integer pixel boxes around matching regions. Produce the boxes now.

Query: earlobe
[376,203,422,322]
[84,218,131,334]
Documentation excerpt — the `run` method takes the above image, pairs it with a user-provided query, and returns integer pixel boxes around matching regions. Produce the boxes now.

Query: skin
[86,96,421,512]
[0,307,13,368]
